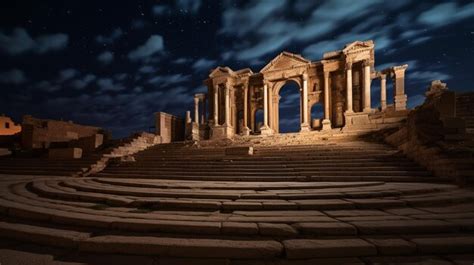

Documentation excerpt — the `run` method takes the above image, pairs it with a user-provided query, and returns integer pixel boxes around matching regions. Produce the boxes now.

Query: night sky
[1,0,473,137]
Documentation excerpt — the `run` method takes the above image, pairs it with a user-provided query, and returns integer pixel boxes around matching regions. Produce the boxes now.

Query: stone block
[411,236,474,254]
[293,222,357,236]
[258,223,298,236]
[221,222,258,235]
[365,238,416,255]
[79,235,283,258]
[49,147,82,159]
[283,239,376,259]
[225,146,253,156]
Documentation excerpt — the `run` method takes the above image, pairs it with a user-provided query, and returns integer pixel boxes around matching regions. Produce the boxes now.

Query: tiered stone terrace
[0,136,473,264]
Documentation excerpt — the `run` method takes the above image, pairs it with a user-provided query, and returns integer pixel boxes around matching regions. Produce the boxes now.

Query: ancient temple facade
[190,40,409,140]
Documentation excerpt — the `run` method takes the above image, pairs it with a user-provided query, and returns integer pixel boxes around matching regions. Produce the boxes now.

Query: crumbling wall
[21,115,106,150]
[155,112,184,143]
[383,81,473,184]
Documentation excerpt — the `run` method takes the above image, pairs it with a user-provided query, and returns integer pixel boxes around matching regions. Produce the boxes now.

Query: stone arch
[268,78,303,133]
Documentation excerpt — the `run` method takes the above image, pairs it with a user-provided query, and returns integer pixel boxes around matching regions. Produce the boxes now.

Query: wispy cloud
[128,35,164,61]
[0,28,68,55]
[0,69,27,84]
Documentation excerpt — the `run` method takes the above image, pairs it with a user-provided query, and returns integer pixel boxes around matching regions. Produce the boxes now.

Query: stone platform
[0,138,473,264]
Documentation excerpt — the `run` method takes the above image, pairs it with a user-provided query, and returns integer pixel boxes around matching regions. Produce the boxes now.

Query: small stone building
[21,115,106,150]
[0,115,21,136]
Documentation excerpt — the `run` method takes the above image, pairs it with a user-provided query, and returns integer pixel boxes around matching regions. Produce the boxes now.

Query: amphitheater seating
[0,136,473,264]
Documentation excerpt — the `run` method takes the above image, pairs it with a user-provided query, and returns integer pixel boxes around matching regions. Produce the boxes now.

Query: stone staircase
[1,135,473,264]
[0,132,159,178]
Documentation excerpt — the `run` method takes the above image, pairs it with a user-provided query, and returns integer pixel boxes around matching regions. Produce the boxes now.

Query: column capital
[302,73,308,81]
[323,71,330,79]
[362,60,371,67]
[193,96,200,103]
[345,61,353,70]
[380,73,387,80]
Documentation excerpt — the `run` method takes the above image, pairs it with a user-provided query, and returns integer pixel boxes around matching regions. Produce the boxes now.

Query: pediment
[260,52,310,73]
[342,40,374,54]
[209,66,234,78]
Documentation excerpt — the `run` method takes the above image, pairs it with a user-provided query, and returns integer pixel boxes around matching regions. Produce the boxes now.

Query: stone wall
[21,115,105,149]
[155,112,184,143]
[383,81,473,184]
[0,115,21,136]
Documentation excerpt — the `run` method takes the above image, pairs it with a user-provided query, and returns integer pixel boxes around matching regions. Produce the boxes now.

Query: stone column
[213,85,219,125]
[260,81,273,135]
[345,62,353,113]
[393,64,408,111]
[224,85,230,126]
[193,96,200,125]
[201,96,206,124]
[300,73,310,131]
[380,73,387,111]
[263,83,269,127]
[242,85,250,135]
[322,71,331,130]
[363,60,372,112]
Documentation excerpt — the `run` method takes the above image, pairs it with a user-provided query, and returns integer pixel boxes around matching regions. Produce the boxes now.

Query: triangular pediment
[342,40,374,54]
[260,52,310,73]
[209,66,234,78]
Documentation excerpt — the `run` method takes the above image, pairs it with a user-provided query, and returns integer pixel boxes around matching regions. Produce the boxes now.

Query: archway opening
[254,109,264,133]
[278,80,301,133]
[310,103,324,130]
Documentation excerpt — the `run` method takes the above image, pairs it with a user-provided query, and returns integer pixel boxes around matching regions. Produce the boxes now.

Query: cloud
[192,58,216,72]
[95,28,123,44]
[70,74,96,89]
[97,78,125,92]
[114,73,128,81]
[152,5,170,16]
[0,28,68,55]
[408,71,452,83]
[176,0,201,14]
[0,69,27,84]
[172,57,191,64]
[147,74,191,87]
[58,68,79,82]
[35,80,59,92]
[97,51,114,64]
[138,65,157,74]
[131,20,146,29]
[418,2,474,27]
[128,35,164,61]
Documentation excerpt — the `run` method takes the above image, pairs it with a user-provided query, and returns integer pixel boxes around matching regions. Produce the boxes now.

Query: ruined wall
[0,115,21,136]
[155,112,184,143]
[21,115,103,149]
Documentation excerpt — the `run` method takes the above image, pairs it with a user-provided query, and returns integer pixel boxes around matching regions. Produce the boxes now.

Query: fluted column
[193,96,199,125]
[242,85,250,135]
[224,85,230,126]
[363,60,372,112]
[393,64,408,111]
[263,83,269,128]
[300,74,310,131]
[322,71,331,130]
[213,85,219,125]
[345,62,353,113]
[380,73,387,111]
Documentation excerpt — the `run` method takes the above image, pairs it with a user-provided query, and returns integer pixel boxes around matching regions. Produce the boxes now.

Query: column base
[260,125,274,136]
[241,127,251,136]
[211,124,234,140]
[363,107,374,113]
[321,119,332,130]
[300,123,311,132]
